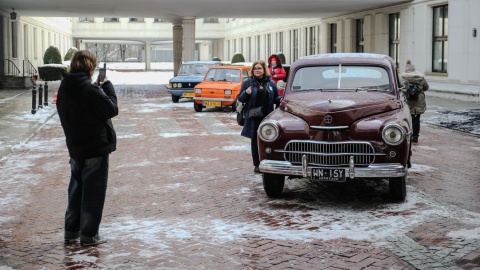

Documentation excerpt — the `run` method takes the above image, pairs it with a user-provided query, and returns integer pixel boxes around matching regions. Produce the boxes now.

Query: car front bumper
[259,159,407,179]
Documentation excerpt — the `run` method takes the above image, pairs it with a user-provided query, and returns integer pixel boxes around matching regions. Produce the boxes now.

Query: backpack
[406,83,420,100]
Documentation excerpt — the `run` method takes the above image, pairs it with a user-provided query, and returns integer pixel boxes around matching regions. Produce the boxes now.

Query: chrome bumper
[193,97,235,102]
[259,159,407,178]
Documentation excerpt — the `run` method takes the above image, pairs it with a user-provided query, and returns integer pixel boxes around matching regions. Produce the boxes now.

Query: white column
[182,18,195,61]
[172,24,183,76]
[319,23,329,54]
[145,41,151,70]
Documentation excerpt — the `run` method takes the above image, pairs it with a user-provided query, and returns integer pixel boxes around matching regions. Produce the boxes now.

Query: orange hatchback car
[193,66,251,112]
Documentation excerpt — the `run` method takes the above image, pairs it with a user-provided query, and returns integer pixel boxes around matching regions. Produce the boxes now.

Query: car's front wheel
[263,173,285,198]
[194,102,203,112]
[389,175,407,201]
[172,95,180,103]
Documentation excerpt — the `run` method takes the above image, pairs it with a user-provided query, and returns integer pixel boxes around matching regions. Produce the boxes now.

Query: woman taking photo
[238,60,281,173]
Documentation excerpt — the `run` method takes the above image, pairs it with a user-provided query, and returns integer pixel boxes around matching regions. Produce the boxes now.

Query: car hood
[197,81,241,89]
[280,91,402,126]
[169,75,204,83]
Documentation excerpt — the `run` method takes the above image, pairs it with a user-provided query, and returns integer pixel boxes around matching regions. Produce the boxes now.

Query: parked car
[193,65,251,112]
[168,60,222,103]
[257,53,412,201]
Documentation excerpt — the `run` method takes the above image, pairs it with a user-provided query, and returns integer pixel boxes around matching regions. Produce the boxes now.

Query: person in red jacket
[267,54,286,85]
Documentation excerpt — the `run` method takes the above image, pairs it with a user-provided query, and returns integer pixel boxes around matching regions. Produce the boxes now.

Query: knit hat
[405,59,416,72]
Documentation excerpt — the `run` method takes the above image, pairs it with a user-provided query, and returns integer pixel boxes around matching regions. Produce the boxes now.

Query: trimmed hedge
[43,45,62,64]
[276,52,286,65]
[212,57,221,61]
[231,52,245,64]
[64,47,78,61]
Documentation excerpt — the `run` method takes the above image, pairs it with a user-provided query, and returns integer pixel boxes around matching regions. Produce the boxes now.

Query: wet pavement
[0,82,480,269]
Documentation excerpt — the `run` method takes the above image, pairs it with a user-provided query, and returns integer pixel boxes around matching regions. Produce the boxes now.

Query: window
[24,25,28,58]
[277,32,284,53]
[203,18,219,23]
[266,34,271,58]
[79,17,94,22]
[356,19,364,53]
[104,18,119,22]
[33,28,38,59]
[129,18,144,22]
[432,5,448,73]
[389,13,400,68]
[154,18,168,23]
[11,22,17,58]
[309,26,317,55]
[292,29,298,62]
[330,23,337,53]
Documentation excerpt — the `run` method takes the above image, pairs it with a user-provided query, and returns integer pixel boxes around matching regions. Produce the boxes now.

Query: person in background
[267,54,287,85]
[238,60,281,173]
[56,50,118,246]
[401,59,429,143]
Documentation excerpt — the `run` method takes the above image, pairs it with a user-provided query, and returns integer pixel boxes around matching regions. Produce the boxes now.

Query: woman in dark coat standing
[57,50,118,246]
[238,60,281,173]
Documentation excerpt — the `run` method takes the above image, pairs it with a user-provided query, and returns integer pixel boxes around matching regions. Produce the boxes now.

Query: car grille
[283,140,375,166]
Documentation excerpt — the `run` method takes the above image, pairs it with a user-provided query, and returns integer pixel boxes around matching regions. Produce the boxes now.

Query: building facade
[1,0,479,101]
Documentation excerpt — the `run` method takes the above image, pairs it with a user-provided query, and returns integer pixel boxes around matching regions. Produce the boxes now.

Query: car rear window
[291,65,391,92]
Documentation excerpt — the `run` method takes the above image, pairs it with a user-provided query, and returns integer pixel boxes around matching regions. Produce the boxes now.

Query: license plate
[183,93,194,98]
[204,101,221,107]
[311,168,346,182]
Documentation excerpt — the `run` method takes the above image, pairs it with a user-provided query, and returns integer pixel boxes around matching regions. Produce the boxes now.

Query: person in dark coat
[56,50,118,246]
[401,59,429,143]
[238,60,281,173]
[267,54,287,85]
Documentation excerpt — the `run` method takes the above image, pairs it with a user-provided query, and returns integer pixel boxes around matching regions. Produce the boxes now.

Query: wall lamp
[10,8,17,21]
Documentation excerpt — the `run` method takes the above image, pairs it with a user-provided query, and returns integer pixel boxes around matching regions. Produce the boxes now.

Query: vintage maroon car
[257,53,412,201]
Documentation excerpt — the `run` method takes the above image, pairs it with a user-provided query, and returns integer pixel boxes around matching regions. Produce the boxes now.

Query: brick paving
[0,85,479,269]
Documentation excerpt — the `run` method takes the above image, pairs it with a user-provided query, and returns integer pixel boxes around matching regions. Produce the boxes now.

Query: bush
[276,52,286,65]
[64,47,78,61]
[43,45,62,64]
[231,52,245,64]
[38,64,67,81]
[212,57,221,61]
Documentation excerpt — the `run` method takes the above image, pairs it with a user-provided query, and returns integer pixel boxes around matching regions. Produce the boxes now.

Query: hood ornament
[324,115,333,124]
[328,99,332,103]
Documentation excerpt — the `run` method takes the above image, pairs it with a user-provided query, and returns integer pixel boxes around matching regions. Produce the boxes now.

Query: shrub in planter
[231,52,245,64]
[212,57,221,61]
[38,46,67,81]
[64,47,78,61]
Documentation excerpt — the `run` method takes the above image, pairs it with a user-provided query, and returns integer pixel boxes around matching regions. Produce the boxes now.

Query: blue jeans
[65,154,109,238]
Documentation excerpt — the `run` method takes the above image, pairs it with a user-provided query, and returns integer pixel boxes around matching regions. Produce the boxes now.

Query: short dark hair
[69,50,97,75]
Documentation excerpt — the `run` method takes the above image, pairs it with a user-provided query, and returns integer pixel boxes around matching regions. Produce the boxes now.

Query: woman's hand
[246,86,252,94]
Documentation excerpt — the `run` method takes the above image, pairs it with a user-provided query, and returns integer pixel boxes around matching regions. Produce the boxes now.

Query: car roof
[182,60,221,64]
[208,65,250,70]
[291,53,395,69]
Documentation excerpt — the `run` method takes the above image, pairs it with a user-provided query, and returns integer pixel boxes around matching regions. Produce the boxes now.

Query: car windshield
[178,63,215,76]
[205,69,241,82]
[291,65,391,92]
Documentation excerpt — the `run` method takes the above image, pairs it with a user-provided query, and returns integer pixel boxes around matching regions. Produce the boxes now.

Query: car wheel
[263,173,285,198]
[194,102,203,112]
[172,95,180,103]
[389,175,406,201]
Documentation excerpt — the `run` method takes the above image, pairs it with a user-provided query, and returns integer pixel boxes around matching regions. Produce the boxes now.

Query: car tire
[263,173,285,198]
[194,102,203,112]
[389,175,407,201]
[172,95,180,103]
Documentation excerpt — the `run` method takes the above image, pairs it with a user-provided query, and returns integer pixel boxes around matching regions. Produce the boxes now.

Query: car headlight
[382,123,406,145]
[224,89,232,95]
[177,83,182,88]
[258,122,279,142]
[195,88,202,94]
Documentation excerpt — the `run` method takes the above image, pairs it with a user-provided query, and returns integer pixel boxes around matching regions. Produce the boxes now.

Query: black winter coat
[57,70,118,159]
